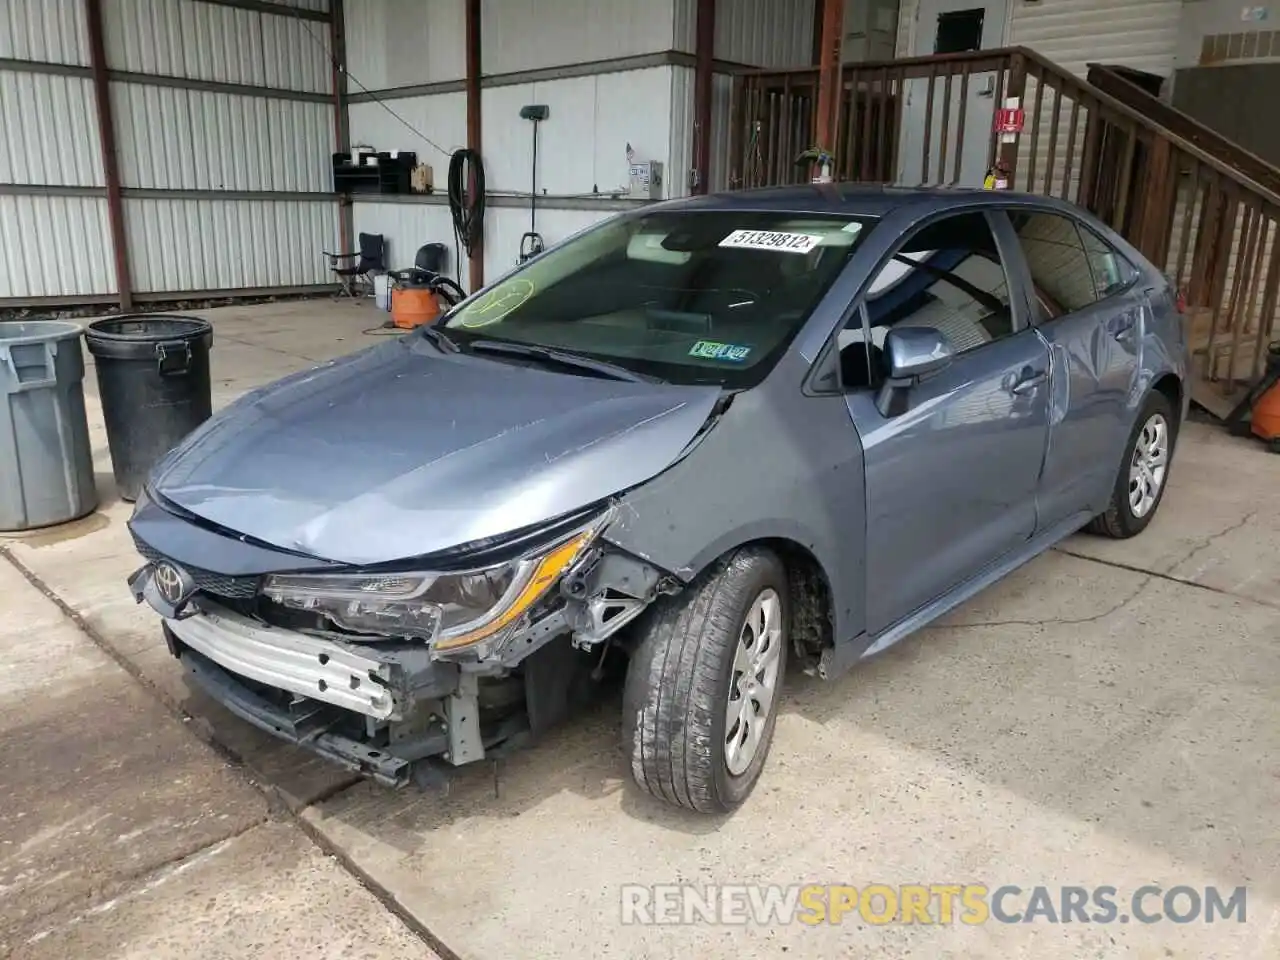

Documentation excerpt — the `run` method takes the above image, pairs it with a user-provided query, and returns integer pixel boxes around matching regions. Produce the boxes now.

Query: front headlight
[261,528,594,650]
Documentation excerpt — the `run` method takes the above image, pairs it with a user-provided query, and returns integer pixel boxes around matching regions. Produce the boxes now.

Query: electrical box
[629,161,664,200]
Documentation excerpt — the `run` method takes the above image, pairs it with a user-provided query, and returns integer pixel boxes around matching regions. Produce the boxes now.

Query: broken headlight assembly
[260,526,596,652]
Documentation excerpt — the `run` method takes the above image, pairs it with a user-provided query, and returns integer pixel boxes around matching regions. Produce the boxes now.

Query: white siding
[0,0,90,65]
[482,0,678,74]
[0,195,116,298]
[342,0,465,89]
[481,67,674,196]
[111,83,332,191]
[123,197,339,292]
[897,0,1183,78]
[0,72,103,186]
[103,0,332,92]
[1010,0,1183,79]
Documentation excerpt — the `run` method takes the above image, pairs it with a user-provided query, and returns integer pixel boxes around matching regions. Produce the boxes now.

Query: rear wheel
[1087,391,1176,539]
[622,547,788,813]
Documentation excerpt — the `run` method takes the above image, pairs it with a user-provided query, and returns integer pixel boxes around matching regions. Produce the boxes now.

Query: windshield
[440,209,874,387]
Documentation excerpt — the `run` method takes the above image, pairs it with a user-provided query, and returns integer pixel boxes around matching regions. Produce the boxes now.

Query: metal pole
[813,0,845,171]
[329,0,353,257]
[84,0,133,310]
[693,0,716,194]
[466,0,485,292]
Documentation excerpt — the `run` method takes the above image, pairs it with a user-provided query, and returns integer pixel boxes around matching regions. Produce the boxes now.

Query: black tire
[622,547,788,814]
[1087,390,1177,539]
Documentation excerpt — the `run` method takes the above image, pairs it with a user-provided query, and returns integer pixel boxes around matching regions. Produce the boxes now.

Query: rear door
[844,210,1052,633]
[999,208,1142,526]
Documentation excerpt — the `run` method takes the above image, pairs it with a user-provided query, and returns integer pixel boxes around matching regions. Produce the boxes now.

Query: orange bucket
[1252,380,1280,441]
[391,286,442,329]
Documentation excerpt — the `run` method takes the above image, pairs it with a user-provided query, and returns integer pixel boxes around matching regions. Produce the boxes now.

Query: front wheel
[1087,391,1177,539]
[622,548,788,813]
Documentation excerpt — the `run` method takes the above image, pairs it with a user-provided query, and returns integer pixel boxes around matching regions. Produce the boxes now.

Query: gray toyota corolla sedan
[128,185,1188,813]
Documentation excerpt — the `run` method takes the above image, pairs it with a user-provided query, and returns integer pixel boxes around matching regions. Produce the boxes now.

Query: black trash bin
[85,315,213,502]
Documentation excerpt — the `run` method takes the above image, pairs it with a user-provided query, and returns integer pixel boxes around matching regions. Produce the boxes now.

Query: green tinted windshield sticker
[689,340,752,362]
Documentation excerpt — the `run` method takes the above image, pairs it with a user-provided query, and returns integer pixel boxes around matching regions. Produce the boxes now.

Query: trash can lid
[85,314,212,360]
[0,320,84,348]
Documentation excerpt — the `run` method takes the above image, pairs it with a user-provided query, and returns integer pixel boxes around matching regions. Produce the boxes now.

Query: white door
[898,0,1009,187]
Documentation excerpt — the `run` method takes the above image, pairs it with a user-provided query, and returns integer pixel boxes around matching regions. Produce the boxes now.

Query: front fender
[601,362,867,644]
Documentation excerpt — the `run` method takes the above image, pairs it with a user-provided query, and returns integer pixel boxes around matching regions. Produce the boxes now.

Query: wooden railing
[727,47,1280,415]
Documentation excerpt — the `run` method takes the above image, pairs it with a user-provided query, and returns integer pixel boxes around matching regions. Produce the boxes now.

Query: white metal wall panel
[342,0,465,90]
[482,68,674,196]
[103,0,332,93]
[348,92,467,159]
[111,83,332,191]
[481,206,617,283]
[482,0,677,74]
[123,197,339,292]
[0,0,90,65]
[0,195,115,297]
[350,200,459,276]
[0,72,104,186]
[668,65,693,198]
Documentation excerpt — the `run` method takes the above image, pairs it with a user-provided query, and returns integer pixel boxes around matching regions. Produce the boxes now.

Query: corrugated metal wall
[672,0,815,64]
[1,0,338,304]
[482,0,676,74]
[0,0,90,64]
[125,195,337,292]
[0,0,112,299]
[0,194,115,298]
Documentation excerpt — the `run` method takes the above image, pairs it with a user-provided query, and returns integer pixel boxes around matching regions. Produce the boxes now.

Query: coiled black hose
[448,148,485,272]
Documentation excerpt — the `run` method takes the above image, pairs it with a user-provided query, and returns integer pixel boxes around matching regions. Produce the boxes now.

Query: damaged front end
[128,492,677,787]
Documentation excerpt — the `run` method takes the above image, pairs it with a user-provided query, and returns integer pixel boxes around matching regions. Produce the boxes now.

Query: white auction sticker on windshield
[718,229,823,254]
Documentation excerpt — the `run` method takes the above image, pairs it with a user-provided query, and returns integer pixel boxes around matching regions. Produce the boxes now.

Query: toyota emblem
[153,562,186,606]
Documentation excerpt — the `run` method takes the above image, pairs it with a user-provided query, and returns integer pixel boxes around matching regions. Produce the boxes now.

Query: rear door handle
[1112,313,1137,341]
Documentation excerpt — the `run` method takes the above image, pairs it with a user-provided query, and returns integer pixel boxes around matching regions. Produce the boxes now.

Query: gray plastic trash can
[0,321,98,531]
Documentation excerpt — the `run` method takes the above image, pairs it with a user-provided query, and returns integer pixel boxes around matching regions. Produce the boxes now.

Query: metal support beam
[330,0,353,256]
[693,0,716,194]
[465,0,484,292]
[84,0,132,310]
[813,0,845,168]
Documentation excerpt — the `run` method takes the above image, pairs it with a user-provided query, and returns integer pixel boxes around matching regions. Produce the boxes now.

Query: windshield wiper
[466,339,655,383]
[419,325,460,353]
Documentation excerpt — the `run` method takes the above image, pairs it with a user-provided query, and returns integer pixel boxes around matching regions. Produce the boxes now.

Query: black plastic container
[85,315,213,502]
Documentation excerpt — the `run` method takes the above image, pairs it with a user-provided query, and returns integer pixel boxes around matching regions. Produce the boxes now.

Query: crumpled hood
[150,337,721,566]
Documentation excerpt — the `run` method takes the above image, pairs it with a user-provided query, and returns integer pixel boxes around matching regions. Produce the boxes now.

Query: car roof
[655,182,1091,221]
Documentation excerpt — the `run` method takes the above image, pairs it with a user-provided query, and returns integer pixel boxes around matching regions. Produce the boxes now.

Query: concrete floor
[2,299,1278,959]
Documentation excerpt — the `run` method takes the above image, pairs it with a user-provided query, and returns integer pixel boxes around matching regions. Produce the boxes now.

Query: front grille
[132,533,262,600]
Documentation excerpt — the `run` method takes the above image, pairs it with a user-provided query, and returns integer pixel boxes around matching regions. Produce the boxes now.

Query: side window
[840,212,1015,390]
[1008,211,1099,320]
[1078,226,1138,300]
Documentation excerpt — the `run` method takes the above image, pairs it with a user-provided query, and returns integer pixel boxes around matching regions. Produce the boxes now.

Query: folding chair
[325,232,386,299]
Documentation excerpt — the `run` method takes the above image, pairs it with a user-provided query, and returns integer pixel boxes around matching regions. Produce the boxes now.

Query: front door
[841,211,1050,633]
[899,0,1010,187]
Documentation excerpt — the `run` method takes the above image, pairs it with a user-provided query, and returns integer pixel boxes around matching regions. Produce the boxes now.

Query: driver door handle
[1008,370,1047,395]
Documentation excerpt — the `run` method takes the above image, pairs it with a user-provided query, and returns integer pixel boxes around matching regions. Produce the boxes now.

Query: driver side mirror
[876,326,956,417]
[884,326,956,381]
